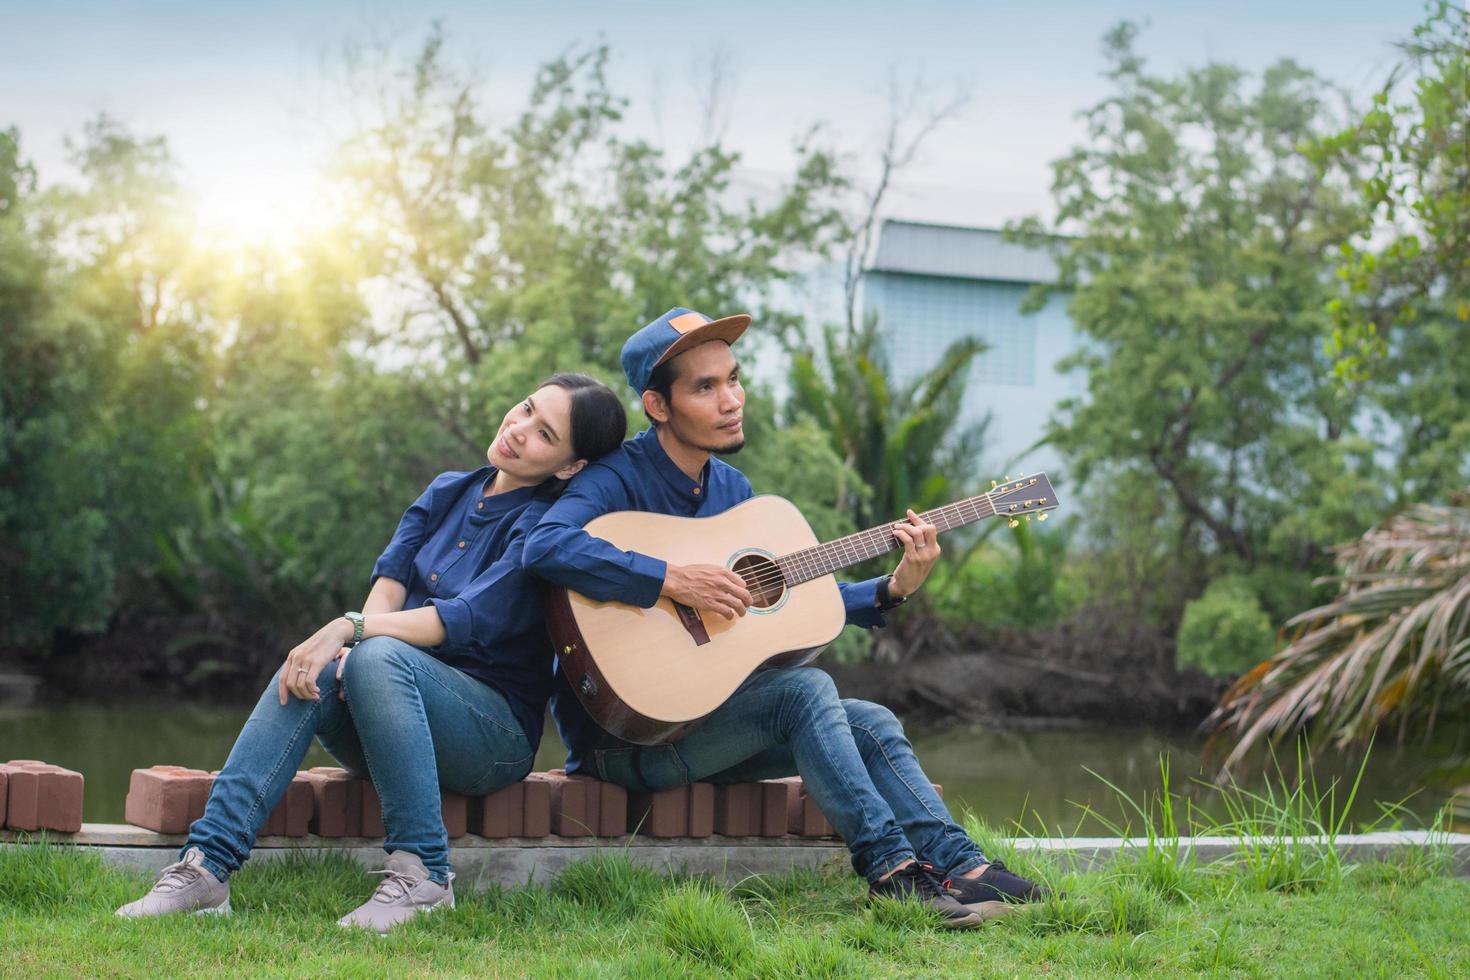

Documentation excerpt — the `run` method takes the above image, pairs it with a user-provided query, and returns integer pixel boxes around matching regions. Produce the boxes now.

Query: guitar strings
[724,494,1013,595]
[736,498,999,593]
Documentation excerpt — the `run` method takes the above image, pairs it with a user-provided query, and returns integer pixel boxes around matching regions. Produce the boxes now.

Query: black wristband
[876,577,908,612]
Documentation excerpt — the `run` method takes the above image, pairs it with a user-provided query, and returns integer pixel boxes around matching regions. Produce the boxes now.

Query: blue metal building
[861,219,1083,481]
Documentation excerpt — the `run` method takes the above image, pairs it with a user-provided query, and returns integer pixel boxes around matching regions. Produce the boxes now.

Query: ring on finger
[296,667,308,674]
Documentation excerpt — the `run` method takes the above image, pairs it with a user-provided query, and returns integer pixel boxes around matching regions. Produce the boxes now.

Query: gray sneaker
[338,851,454,934]
[116,847,231,918]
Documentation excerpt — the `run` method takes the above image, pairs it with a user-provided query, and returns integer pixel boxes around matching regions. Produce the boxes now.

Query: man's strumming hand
[662,563,753,620]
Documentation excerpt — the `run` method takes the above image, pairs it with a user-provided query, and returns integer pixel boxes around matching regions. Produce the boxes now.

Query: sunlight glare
[192,160,340,253]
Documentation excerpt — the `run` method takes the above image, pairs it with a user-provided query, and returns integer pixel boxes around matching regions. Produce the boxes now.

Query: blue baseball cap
[620,307,751,393]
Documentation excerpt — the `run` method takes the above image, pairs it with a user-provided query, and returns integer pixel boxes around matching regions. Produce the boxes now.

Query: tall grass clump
[1078,755,1205,902]
[654,881,756,973]
[552,854,667,918]
[1205,739,1374,891]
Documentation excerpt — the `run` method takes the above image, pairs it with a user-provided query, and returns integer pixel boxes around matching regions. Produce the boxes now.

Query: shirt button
[477,502,484,510]
[692,487,701,495]
[458,540,467,549]
[430,573,439,582]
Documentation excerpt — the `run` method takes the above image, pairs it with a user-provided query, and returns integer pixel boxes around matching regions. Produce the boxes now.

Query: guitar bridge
[673,601,712,646]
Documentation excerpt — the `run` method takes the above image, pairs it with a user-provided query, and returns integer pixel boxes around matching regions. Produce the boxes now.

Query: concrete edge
[4,827,1466,885]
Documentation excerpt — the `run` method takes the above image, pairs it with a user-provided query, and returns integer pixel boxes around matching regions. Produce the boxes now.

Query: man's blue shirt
[521,427,886,770]
[372,466,553,740]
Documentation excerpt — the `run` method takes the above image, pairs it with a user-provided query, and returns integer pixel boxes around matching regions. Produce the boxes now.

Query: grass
[2,830,1467,978]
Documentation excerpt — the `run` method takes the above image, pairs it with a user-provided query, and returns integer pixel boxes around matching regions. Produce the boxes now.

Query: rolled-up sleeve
[429,510,545,649]
[371,472,456,588]
[522,468,666,608]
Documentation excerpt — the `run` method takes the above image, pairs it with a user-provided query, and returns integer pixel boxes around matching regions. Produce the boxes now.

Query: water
[0,703,1453,831]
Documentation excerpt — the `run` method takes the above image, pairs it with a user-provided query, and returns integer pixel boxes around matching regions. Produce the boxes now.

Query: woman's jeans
[186,637,535,884]
[588,666,984,882]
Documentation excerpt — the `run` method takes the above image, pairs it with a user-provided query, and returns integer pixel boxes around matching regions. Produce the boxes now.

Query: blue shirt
[371,467,553,740]
[521,427,887,770]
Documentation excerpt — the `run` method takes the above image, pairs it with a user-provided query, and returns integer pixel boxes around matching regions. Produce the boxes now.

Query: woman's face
[486,384,584,483]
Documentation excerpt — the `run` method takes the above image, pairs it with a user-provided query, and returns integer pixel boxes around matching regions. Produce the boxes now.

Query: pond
[0,702,1454,832]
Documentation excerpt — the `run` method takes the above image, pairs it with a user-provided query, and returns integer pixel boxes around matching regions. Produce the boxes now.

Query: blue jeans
[588,667,984,881]
[186,636,535,884]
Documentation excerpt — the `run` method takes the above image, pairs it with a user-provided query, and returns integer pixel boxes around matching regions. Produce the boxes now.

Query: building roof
[868,219,1059,284]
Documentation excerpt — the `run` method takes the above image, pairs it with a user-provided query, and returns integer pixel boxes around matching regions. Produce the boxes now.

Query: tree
[0,129,115,643]
[1320,0,1469,499]
[336,33,849,377]
[1010,24,1387,625]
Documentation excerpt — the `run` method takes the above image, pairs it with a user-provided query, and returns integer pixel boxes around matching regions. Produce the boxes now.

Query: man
[523,308,1043,927]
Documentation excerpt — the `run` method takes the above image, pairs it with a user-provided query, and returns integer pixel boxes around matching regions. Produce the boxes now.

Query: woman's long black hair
[533,373,628,500]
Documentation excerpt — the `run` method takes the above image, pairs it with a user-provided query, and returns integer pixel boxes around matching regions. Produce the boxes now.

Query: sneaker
[338,851,454,934]
[868,862,983,929]
[115,847,231,918]
[942,860,1046,918]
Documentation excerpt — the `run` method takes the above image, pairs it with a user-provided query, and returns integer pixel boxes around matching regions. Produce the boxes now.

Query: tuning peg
[1038,513,1048,522]
[990,480,998,490]
[1024,515,1032,523]
[1007,518,1019,528]
[1018,472,1026,478]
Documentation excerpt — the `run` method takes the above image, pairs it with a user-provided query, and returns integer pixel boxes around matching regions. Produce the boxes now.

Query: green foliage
[1177,575,1277,679]
[0,32,861,664]
[928,522,1085,629]
[1010,22,1390,633]
[786,315,986,534]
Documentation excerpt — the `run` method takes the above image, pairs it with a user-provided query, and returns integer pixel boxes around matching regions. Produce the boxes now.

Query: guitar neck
[775,495,997,587]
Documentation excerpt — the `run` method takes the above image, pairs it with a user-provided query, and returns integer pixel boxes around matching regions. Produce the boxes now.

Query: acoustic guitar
[546,474,1060,744]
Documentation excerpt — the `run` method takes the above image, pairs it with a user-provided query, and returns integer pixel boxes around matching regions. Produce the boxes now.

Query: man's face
[652,340,746,455]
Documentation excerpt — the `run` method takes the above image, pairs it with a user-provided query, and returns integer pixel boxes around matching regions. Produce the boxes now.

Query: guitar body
[545,495,848,745]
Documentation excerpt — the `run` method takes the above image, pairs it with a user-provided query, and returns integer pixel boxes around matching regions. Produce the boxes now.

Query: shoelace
[366,868,421,904]
[918,862,952,895]
[154,856,204,894]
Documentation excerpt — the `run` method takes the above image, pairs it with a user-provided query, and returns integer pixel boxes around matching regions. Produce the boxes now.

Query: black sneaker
[869,862,983,929]
[941,860,1046,919]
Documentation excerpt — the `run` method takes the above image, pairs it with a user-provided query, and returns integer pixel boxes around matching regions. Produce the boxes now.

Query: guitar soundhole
[732,553,785,609]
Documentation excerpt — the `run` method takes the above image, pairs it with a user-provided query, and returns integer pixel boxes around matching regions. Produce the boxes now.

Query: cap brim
[652,313,752,369]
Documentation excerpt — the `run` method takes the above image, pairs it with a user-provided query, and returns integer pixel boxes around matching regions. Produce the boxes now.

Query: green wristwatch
[344,611,366,647]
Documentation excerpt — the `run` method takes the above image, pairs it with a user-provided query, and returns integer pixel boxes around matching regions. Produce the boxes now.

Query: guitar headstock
[987,472,1059,528]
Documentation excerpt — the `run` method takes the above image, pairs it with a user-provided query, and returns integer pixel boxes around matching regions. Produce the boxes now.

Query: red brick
[545,771,627,837]
[258,773,311,838]
[470,782,524,838]
[124,766,212,835]
[687,783,714,838]
[302,768,363,837]
[360,782,385,838]
[520,773,552,838]
[715,784,758,836]
[0,761,84,834]
[629,786,689,837]
[759,781,788,836]
[441,791,468,838]
[770,777,834,838]
[544,771,590,836]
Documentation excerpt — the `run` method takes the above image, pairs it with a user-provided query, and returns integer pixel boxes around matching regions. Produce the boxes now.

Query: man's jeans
[187,637,534,884]
[588,666,984,881]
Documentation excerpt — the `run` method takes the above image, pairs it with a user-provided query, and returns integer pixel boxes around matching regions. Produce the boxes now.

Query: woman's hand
[889,509,940,599]
[278,618,355,705]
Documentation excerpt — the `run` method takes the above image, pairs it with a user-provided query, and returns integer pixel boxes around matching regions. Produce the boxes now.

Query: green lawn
[2,827,1465,978]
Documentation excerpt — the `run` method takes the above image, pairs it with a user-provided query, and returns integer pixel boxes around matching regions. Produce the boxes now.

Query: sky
[0,0,1423,243]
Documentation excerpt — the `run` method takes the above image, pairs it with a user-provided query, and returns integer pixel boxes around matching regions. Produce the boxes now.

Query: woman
[116,373,627,932]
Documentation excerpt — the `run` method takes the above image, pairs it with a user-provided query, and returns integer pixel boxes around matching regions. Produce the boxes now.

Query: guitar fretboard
[774,494,999,587]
